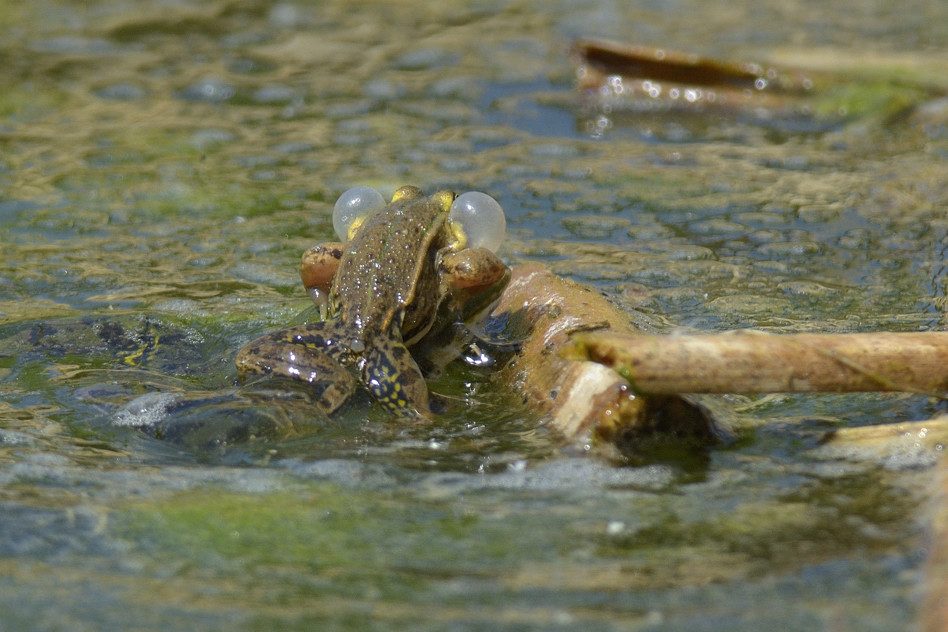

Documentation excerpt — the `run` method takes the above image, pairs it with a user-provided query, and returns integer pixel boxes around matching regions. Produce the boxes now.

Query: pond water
[2,0,948,630]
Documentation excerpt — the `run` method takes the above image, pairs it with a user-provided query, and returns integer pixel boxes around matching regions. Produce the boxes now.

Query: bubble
[448,191,506,252]
[332,186,385,240]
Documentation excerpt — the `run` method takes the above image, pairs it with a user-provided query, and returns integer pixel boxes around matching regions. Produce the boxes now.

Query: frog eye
[333,186,385,240]
[448,191,506,253]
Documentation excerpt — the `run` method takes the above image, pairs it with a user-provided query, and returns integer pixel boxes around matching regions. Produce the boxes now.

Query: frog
[235,185,509,419]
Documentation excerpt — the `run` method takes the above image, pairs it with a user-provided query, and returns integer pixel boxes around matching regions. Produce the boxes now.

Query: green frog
[235,185,509,419]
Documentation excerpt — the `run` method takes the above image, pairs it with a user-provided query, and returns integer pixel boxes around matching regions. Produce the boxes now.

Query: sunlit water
[1,0,948,630]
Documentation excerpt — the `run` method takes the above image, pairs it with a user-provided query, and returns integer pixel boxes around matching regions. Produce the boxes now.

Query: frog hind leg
[235,324,354,414]
[359,339,430,419]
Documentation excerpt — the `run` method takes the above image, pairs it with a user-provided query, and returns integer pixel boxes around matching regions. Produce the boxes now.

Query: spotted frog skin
[235,185,508,419]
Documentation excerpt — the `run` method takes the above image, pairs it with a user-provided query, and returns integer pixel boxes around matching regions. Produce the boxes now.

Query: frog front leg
[299,242,345,317]
[440,248,507,289]
[439,247,510,320]
[236,325,355,414]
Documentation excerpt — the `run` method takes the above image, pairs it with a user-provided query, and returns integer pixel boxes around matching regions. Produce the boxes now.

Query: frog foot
[235,338,355,415]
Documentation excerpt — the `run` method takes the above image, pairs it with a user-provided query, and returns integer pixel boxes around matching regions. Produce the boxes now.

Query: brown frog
[235,185,508,419]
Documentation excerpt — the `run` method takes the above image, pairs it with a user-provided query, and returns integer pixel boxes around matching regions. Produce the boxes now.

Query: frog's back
[331,193,447,338]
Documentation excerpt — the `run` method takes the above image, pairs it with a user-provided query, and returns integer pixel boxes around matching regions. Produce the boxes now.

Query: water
[1,0,947,629]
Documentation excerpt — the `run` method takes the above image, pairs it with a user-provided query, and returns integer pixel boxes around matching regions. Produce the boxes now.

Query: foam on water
[112,392,182,429]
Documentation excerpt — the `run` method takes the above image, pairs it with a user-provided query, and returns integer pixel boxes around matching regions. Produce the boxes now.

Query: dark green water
[2,0,948,629]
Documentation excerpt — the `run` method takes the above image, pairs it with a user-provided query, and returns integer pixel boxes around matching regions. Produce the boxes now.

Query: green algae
[116,486,520,571]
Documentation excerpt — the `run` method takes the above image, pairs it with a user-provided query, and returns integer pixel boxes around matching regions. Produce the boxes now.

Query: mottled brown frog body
[236,185,508,419]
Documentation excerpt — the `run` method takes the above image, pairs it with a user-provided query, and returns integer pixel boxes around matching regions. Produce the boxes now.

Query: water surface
[2,0,947,629]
